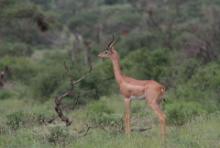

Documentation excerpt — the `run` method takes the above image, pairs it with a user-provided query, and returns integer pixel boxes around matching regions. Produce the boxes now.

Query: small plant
[87,101,123,131]
[31,66,65,99]
[0,57,39,84]
[6,111,26,130]
[48,126,70,145]
[6,111,43,130]
[0,90,14,100]
[165,101,207,125]
[87,101,113,124]
[34,112,55,125]
[0,42,33,57]
[0,124,8,135]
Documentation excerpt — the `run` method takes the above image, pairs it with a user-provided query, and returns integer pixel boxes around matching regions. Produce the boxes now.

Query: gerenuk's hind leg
[149,101,166,138]
[145,89,166,140]
[124,98,131,135]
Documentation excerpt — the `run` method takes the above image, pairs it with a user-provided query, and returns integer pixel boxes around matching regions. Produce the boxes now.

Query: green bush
[122,48,170,81]
[0,123,8,135]
[48,126,70,145]
[0,90,14,100]
[119,31,162,52]
[190,62,220,91]
[104,6,141,32]
[6,110,55,130]
[166,57,202,86]
[0,42,33,57]
[87,100,122,128]
[131,103,144,114]
[172,62,220,112]
[6,111,26,130]
[87,100,113,115]
[68,10,99,37]
[31,66,65,99]
[0,57,40,83]
[165,101,207,125]
[33,111,55,125]
[80,60,116,98]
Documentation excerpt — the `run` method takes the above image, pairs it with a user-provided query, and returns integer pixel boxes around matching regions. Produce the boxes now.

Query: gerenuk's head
[98,35,119,60]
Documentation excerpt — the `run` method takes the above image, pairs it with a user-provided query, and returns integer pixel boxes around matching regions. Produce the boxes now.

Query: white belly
[130,95,145,100]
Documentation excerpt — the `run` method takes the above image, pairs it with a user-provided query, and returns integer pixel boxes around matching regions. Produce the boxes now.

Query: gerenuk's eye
[105,51,108,54]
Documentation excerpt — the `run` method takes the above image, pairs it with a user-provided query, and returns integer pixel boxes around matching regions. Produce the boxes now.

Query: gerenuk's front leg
[124,98,131,135]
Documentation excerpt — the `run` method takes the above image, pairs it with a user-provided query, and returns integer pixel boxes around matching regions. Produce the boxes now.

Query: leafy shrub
[122,48,170,81]
[172,62,220,112]
[87,101,114,118]
[48,126,70,145]
[0,90,14,100]
[0,42,33,57]
[1,1,59,46]
[104,6,141,33]
[87,100,122,129]
[33,111,55,125]
[190,62,220,91]
[6,111,26,130]
[165,101,207,125]
[31,66,65,99]
[7,111,34,130]
[0,124,8,135]
[68,10,99,37]
[80,60,116,98]
[131,103,144,114]
[119,31,162,52]
[0,57,40,83]
[6,110,55,130]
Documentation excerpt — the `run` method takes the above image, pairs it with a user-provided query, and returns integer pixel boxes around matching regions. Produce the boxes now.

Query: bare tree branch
[54,63,92,126]
[55,91,73,126]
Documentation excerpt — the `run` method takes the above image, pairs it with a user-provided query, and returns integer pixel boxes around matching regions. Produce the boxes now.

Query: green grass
[0,96,219,148]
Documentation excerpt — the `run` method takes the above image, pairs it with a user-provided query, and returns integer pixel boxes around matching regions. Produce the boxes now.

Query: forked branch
[54,63,92,126]
[55,92,74,126]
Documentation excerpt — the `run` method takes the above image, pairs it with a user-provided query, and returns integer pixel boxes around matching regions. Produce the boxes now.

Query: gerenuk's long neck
[110,51,123,83]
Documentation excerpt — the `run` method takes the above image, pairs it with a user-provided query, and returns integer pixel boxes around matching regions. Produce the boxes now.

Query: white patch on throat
[130,95,145,100]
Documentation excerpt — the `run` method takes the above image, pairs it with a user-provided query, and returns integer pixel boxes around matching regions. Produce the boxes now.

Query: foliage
[165,101,207,125]
[0,42,33,57]
[87,100,114,123]
[190,62,220,92]
[122,48,170,81]
[0,0,59,46]
[0,57,40,83]
[6,111,27,130]
[1,98,220,148]
[80,60,116,98]
[0,90,14,100]
[48,126,70,145]
[87,100,123,131]
[31,66,65,99]
[33,111,55,125]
